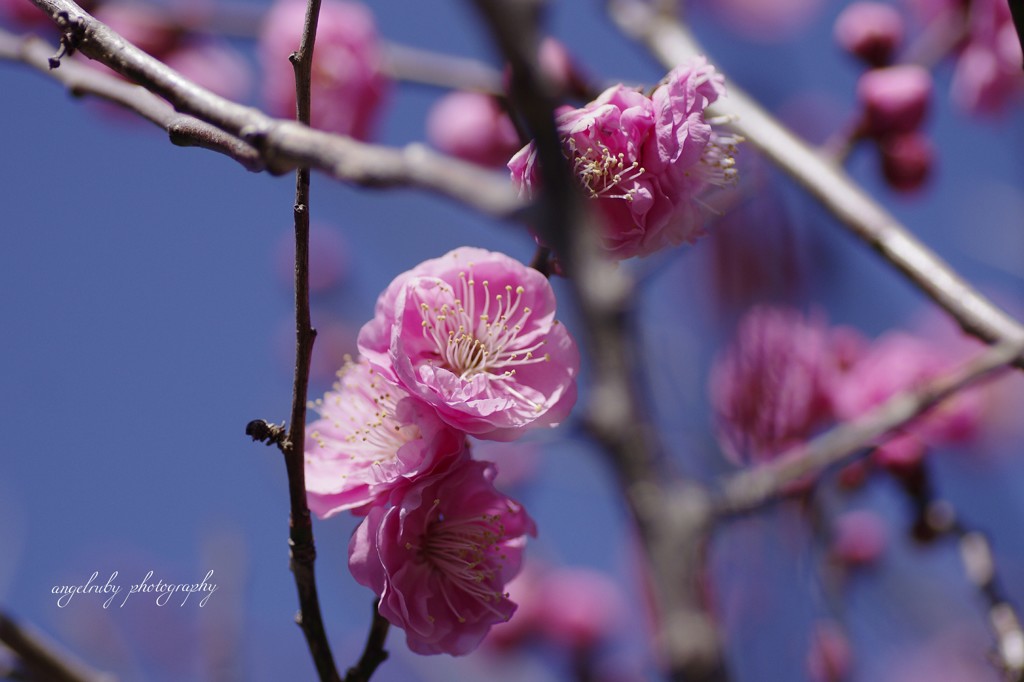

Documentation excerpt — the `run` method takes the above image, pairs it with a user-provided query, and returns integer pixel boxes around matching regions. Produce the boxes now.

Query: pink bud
[426,91,521,167]
[535,568,625,651]
[858,65,932,136]
[538,37,577,93]
[807,620,852,682]
[834,2,905,66]
[831,509,888,566]
[879,131,934,192]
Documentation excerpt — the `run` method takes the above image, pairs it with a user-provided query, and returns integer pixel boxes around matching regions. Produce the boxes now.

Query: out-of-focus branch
[607,0,1024,367]
[469,1,726,680]
[381,42,504,94]
[24,0,523,217]
[275,0,341,679]
[0,28,264,171]
[898,465,1024,680]
[718,336,1024,515]
[0,610,116,682]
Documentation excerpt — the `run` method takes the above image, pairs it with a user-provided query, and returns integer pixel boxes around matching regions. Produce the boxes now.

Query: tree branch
[607,0,1024,367]
[23,0,523,218]
[0,610,115,682]
[275,0,341,679]
[718,336,1024,515]
[469,1,726,679]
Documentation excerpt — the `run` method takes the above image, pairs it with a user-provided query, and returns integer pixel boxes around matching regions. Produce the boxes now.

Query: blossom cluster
[509,57,740,260]
[304,247,579,656]
[710,305,985,471]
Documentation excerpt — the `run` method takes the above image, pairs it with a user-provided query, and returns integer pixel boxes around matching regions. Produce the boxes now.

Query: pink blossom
[0,0,52,30]
[259,0,387,139]
[709,307,837,464]
[304,357,468,517]
[426,91,521,167]
[831,509,888,566]
[832,331,983,467]
[349,459,535,656]
[509,58,738,259]
[879,131,934,192]
[857,65,932,136]
[358,247,579,441]
[834,2,905,66]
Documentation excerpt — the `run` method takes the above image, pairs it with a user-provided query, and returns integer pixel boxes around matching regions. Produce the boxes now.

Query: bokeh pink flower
[349,459,535,655]
[509,58,739,259]
[709,306,836,464]
[426,91,521,167]
[259,0,387,138]
[358,247,579,441]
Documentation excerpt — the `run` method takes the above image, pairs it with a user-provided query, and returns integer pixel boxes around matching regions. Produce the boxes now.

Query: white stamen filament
[418,271,550,385]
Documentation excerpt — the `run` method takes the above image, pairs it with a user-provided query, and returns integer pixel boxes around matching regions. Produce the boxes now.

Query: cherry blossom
[358,247,579,441]
[304,357,467,517]
[349,459,535,655]
[510,58,739,259]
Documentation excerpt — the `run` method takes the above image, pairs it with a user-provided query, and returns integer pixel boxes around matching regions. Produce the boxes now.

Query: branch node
[49,12,84,69]
[245,419,288,447]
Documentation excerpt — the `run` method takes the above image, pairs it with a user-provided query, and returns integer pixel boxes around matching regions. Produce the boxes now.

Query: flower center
[308,362,416,473]
[418,270,550,382]
[566,139,646,201]
[409,502,509,622]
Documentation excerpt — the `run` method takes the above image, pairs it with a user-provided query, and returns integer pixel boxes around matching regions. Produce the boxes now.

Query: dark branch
[277,0,341,679]
[0,610,115,682]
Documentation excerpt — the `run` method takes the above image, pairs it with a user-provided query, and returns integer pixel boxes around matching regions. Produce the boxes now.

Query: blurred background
[2,0,1024,679]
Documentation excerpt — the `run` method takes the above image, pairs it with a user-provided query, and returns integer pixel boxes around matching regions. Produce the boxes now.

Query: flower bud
[834,2,905,66]
[831,509,888,567]
[426,91,521,167]
[879,131,934,192]
[858,65,932,136]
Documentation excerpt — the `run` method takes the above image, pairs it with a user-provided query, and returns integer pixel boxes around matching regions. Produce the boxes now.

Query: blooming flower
[304,357,467,517]
[358,247,579,441]
[509,58,739,259]
[259,0,387,138]
[709,307,838,464]
[349,459,536,656]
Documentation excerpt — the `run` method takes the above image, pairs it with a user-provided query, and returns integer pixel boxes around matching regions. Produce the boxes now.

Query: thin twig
[277,0,341,679]
[718,336,1024,515]
[0,610,116,682]
[24,0,523,218]
[607,0,1024,368]
[469,1,726,679]
[343,602,390,682]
